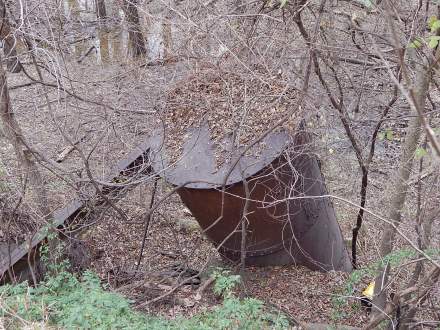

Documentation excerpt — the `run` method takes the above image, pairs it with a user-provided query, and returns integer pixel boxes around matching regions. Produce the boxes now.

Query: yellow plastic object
[362,282,375,300]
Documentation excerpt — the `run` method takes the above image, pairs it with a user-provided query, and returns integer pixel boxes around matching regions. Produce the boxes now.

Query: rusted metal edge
[0,140,152,281]
[149,123,291,189]
[219,242,286,258]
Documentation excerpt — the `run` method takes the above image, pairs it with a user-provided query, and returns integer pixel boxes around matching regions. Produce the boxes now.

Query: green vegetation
[0,266,288,329]
[331,248,440,321]
[410,15,440,48]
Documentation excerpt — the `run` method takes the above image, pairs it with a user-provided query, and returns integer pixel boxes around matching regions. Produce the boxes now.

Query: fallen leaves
[163,67,299,167]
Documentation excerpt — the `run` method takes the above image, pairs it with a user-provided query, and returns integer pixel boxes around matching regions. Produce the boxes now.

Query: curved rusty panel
[177,162,293,257]
[174,130,352,272]
[178,150,352,271]
[149,123,290,189]
[149,121,351,271]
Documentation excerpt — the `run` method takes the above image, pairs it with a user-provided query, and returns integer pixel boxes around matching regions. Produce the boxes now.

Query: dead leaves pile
[163,68,299,166]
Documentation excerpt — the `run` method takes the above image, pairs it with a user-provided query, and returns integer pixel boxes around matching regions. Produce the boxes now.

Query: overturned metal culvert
[0,122,352,283]
[149,123,352,272]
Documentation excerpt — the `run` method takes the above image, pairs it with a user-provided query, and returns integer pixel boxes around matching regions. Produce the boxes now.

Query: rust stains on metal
[149,122,290,188]
[2,123,353,281]
[152,126,352,272]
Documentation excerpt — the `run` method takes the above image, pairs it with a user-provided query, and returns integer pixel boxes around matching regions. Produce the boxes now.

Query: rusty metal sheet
[172,129,353,272]
[149,122,290,189]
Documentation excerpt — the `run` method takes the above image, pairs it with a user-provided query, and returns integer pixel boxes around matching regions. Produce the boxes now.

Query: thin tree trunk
[0,0,22,73]
[0,1,48,218]
[0,54,49,218]
[379,59,430,258]
[95,0,107,19]
[122,0,146,57]
[4,37,22,73]
[162,20,172,60]
[0,26,60,272]
[371,49,432,330]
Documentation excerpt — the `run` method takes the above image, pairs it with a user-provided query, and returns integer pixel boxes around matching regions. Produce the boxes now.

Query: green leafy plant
[356,0,374,9]
[211,268,241,298]
[378,128,394,141]
[192,268,288,329]
[279,0,288,8]
[415,147,428,158]
[1,264,289,329]
[39,230,70,276]
[410,15,440,48]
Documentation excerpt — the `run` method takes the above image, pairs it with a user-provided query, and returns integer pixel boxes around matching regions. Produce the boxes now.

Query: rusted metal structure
[0,142,151,283]
[1,122,352,282]
[150,123,352,272]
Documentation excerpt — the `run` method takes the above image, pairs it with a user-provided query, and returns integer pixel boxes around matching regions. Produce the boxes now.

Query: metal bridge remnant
[149,123,353,272]
[155,68,352,271]
[1,69,354,281]
[0,142,152,283]
[0,124,352,282]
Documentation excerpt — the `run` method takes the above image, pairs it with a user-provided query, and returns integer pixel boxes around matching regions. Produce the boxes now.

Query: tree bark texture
[0,55,49,219]
[122,0,147,57]
[379,59,430,258]
[0,0,22,73]
[95,0,107,19]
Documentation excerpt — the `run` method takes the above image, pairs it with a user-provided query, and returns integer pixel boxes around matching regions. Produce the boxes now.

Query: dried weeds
[0,194,35,243]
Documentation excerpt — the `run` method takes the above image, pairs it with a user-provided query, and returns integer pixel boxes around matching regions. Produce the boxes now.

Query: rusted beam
[0,141,152,283]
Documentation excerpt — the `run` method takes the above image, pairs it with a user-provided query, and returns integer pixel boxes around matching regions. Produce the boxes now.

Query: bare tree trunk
[0,55,49,218]
[95,0,107,19]
[98,29,110,63]
[122,0,147,57]
[162,20,172,60]
[0,35,57,274]
[0,0,47,218]
[3,37,22,73]
[379,58,430,258]
[371,50,432,330]
[0,0,22,73]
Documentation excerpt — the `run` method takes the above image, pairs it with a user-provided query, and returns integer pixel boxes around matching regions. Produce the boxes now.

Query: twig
[77,45,96,64]
[136,177,159,270]
[195,277,215,298]
[55,134,86,163]
[240,173,250,272]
